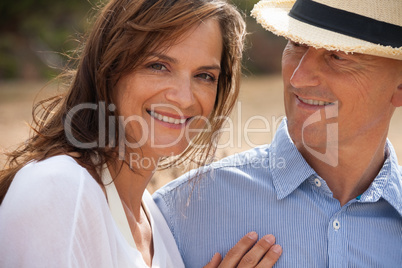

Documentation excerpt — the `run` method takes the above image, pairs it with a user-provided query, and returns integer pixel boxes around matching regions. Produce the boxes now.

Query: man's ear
[391,82,402,107]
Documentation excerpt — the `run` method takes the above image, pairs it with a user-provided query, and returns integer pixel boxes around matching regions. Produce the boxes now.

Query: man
[154,0,402,266]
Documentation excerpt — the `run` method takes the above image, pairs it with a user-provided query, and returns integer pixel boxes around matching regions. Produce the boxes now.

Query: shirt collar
[378,141,402,216]
[270,119,402,216]
[270,119,316,199]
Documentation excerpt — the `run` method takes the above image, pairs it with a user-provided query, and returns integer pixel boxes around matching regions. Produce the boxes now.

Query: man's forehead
[286,39,402,67]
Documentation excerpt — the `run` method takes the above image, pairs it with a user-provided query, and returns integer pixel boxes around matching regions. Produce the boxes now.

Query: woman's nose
[165,75,195,109]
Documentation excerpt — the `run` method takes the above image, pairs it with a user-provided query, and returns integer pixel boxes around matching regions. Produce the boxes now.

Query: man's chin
[289,127,331,150]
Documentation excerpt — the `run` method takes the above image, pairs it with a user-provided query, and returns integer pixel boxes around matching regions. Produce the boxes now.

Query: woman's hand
[203,232,282,268]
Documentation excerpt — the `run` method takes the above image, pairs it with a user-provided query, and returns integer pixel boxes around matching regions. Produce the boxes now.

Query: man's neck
[298,138,387,206]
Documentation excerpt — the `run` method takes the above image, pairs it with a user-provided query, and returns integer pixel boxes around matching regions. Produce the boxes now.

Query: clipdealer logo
[63,101,286,159]
[302,102,339,167]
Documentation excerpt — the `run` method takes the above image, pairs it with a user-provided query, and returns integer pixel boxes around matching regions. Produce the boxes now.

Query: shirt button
[333,220,340,230]
[314,178,322,187]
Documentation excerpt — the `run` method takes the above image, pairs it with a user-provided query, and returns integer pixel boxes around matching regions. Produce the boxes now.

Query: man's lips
[297,95,335,106]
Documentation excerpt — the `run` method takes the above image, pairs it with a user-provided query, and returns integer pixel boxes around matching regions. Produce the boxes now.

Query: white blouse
[0,155,184,268]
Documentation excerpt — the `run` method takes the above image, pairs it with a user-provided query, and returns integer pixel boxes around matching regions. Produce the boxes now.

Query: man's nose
[290,47,322,89]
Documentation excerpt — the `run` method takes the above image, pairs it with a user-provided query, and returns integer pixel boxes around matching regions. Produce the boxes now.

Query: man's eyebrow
[354,53,375,61]
[342,51,375,62]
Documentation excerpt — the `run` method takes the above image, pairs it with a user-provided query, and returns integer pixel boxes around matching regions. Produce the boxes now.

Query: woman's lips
[148,110,189,125]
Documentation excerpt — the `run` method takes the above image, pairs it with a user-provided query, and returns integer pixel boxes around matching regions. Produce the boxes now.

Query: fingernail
[264,234,275,244]
[247,231,258,240]
[272,245,282,254]
[212,252,221,261]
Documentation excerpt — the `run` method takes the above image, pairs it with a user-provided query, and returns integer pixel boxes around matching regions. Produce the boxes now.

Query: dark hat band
[289,0,402,48]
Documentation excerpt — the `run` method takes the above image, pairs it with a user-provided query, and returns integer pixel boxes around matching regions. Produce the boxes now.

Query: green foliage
[0,0,283,79]
[0,0,93,79]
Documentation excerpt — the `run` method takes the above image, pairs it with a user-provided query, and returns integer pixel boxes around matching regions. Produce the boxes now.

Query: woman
[0,0,282,267]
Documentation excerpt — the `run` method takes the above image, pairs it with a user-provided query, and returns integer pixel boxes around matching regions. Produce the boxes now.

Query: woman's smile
[148,110,190,127]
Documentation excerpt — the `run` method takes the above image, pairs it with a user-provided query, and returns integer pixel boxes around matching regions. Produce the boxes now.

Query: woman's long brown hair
[0,0,246,204]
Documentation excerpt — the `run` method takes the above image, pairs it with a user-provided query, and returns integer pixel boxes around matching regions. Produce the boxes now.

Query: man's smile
[297,96,334,106]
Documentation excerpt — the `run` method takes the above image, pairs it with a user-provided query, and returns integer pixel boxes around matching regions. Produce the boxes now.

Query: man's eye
[150,63,167,71]
[331,53,344,60]
[290,40,307,48]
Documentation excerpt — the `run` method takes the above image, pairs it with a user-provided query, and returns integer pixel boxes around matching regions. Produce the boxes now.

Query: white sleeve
[0,157,119,268]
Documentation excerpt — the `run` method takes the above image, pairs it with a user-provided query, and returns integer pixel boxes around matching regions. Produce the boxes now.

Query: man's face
[282,40,402,155]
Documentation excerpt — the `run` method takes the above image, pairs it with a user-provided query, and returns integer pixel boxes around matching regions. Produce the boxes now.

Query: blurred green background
[0,0,287,80]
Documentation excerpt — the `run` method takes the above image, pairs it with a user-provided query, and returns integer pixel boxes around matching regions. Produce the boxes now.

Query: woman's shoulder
[1,155,109,235]
[16,155,93,184]
[0,156,118,267]
[7,155,104,206]
[17,154,86,178]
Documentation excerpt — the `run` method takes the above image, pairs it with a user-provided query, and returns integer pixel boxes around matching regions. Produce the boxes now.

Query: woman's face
[115,18,223,160]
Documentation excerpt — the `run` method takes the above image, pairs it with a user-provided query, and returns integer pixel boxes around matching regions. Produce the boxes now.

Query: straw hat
[251,0,402,60]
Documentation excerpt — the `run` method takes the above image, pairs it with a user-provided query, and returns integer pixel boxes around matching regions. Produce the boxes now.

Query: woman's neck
[107,156,156,266]
[107,155,158,219]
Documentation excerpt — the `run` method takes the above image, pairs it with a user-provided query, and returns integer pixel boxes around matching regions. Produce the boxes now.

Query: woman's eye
[150,63,167,71]
[197,73,215,81]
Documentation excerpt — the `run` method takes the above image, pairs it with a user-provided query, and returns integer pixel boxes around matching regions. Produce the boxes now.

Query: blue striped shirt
[154,119,402,267]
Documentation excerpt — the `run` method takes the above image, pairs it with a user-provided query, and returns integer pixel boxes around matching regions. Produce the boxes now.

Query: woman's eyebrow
[149,52,178,64]
[149,52,221,71]
[198,65,221,72]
